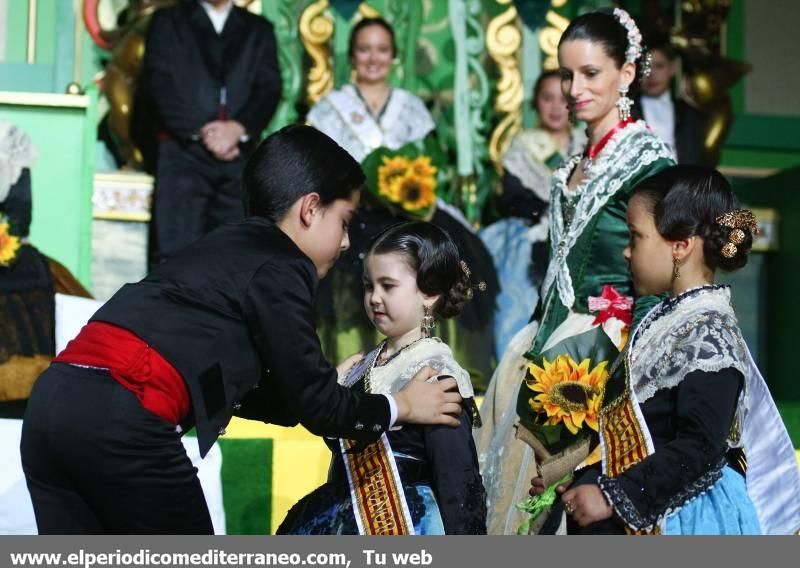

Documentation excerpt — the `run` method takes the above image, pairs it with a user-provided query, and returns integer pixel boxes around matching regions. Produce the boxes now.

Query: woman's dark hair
[531,70,562,111]
[242,124,365,222]
[348,17,397,59]
[368,222,472,319]
[558,9,647,79]
[631,165,753,272]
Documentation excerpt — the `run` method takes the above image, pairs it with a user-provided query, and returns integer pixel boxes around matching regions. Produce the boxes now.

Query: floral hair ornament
[612,8,648,75]
[460,260,487,301]
[716,208,759,258]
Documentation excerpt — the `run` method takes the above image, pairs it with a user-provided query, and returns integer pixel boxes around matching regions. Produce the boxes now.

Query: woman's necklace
[581,117,633,177]
[353,84,392,120]
[364,337,426,394]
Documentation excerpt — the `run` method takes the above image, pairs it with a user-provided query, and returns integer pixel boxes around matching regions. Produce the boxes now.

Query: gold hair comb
[715,209,758,258]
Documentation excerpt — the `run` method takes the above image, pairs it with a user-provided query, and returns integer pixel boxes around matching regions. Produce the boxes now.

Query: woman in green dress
[480,70,586,359]
[475,8,675,534]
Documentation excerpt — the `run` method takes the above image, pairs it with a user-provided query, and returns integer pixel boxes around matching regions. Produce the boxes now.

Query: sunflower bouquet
[362,143,442,221]
[514,325,619,534]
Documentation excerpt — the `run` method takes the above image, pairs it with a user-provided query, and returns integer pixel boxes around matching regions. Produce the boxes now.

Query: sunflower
[377,156,410,201]
[394,173,436,212]
[524,355,609,435]
[410,156,437,180]
[0,220,21,267]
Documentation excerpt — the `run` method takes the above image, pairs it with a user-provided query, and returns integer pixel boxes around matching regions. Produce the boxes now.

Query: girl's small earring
[672,257,681,281]
[421,304,435,338]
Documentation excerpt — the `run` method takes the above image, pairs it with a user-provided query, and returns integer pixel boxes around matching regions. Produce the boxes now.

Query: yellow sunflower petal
[570,410,586,430]
[563,415,579,435]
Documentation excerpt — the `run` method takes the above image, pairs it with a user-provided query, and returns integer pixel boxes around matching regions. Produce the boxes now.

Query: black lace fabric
[595,366,743,530]
[598,458,725,531]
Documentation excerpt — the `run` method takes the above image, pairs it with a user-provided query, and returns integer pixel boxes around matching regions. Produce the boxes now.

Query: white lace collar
[307,86,434,163]
[628,285,747,405]
[541,121,674,309]
[340,337,474,399]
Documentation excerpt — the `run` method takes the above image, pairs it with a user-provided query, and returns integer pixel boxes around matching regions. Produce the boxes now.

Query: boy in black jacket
[21,125,463,534]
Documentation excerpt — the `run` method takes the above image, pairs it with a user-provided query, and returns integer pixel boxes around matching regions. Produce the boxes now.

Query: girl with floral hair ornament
[279,222,487,535]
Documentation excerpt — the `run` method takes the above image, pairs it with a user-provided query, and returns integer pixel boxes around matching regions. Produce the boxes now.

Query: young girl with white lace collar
[279,222,487,535]
[549,165,800,534]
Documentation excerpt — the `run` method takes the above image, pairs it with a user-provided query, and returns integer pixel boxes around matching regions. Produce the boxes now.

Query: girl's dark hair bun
[631,165,755,273]
[368,223,486,319]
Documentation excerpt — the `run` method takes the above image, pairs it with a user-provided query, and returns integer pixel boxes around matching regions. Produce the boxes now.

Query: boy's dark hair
[531,70,562,111]
[242,124,365,222]
[368,222,471,319]
[631,165,752,272]
[559,10,647,79]
[349,17,397,59]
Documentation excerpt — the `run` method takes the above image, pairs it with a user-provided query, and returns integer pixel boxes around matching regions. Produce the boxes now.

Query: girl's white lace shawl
[629,286,747,407]
[628,286,800,534]
[340,337,474,400]
[541,121,673,310]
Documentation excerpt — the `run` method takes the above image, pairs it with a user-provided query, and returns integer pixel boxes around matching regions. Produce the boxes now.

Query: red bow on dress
[588,285,634,326]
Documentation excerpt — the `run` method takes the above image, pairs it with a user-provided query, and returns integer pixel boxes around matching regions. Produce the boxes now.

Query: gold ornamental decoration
[358,3,380,19]
[487,0,523,173]
[300,0,335,105]
[539,8,570,70]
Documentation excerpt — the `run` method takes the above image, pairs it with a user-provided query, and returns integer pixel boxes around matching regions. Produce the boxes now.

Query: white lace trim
[628,286,748,449]
[340,337,474,399]
[0,122,37,202]
[541,121,674,309]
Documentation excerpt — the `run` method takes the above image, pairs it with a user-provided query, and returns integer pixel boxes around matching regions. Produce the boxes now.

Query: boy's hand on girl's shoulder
[393,367,462,428]
[336,352,363,379]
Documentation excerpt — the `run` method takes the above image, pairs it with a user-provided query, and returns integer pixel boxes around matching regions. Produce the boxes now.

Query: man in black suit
[20,125,464,534]
[634,39,714,167]
[138,0,282,266]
